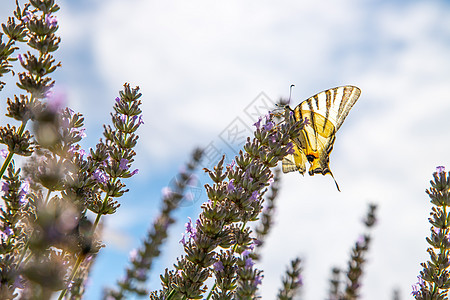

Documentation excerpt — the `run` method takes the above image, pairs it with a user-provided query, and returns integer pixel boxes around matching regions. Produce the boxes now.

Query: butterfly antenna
[329,171,341,192]
[289,84,295,104]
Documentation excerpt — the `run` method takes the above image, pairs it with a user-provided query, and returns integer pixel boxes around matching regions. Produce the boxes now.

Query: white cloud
[83,0,450,298]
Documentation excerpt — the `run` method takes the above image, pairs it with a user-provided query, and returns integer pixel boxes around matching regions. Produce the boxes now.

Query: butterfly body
[282,86,361,190]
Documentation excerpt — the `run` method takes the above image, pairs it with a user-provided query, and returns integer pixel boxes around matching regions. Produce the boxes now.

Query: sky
[2,0,450,299]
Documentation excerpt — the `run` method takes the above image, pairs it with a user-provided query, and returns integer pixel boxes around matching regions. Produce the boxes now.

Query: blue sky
[2,0,450,299]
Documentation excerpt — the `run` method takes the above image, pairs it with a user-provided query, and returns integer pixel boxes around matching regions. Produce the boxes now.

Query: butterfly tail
[329,171,340,192]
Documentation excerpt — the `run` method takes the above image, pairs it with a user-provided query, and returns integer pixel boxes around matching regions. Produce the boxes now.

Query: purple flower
[179,234,186,246]
[242,250,250,257]
[185,217,195,234]
[245,258,254,268]
[303,117,311,126]
[45,14,57,27]
[115,97,120,103]
[411,275,425,296]
[119,158,129,170]
[183,217,197,242]
[0,226,13,241]
[253,117,262,130]
[78,128,87,138]
[254,274,263,286]
[249,191,259,202]
[296,274,303,286]
[4,226,13,236]
[227,180,235,192]
[22,12,32,23]
[269,134,276,143]
[247,241,255,251]
[70,127,87,139]
[411,284,420,296]
[436,166,445,173]
[18,54,24,65]
[132,115,144,125]
[120,114,127,123]
[263,121,274,131]
[93,169,108,183]
[227,160,235,170]
[79,148,86,157]
[130,169,139,176]
[213,261,224,272]
[12,275,24,289]
[417,275,425,287]
[286,142,295,154]
[18,181,30,205]
[0,149,8,159]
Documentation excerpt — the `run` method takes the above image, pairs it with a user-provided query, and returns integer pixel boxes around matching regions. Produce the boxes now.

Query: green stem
[165,289,176,300]
[0,151,14,179]
[57,253,84,300]
[92,193,110,232]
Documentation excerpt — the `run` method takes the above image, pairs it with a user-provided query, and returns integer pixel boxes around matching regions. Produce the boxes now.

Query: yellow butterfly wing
[282,143,307,174]
[282,86,361,189]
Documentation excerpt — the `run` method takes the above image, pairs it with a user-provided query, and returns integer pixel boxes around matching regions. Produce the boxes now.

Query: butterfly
[281,85,361,191]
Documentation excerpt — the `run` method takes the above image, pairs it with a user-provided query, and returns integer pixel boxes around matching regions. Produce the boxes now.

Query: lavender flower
[227,179,235,192]
[1,181,9,193]
[414,168,450,299]
[18,180,29,205]
[119,158,129,170]
[253,117,262,129]
[277,258,303,300]
[45,14,58,27]
[303,116,311,126]
[0,149,8,159]
[92,169,108,184]
[132,115,145,125]
[245,258,254,268]
[263,120,274,131]
[213,261,224,272]
[249,190,259,202]
[286,142,295,154]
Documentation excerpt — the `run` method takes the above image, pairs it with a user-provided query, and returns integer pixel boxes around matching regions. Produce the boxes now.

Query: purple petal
[0,149,8,159]
[436,166,445,173]
[119,158,129,170]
